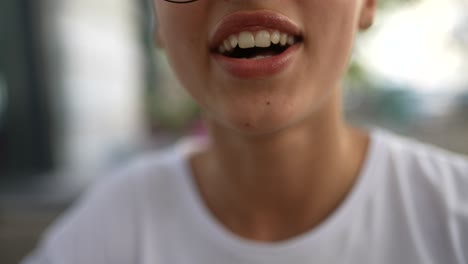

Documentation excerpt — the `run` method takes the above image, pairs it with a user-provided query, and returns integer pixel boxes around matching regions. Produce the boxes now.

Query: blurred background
[0,0,467,263]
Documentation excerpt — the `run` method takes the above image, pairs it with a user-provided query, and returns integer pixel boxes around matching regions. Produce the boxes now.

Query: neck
[190,99,369,241]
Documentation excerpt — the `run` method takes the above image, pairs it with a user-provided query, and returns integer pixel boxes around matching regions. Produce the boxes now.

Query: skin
[154,0,377,242]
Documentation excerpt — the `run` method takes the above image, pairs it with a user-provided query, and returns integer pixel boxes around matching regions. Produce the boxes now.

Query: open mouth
[209,11,303,78]
[214,30,302,60]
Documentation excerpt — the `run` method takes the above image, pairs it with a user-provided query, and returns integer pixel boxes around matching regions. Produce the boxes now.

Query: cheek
[156,6,212,104]
[164,32,207,92]
[303,1,359,86]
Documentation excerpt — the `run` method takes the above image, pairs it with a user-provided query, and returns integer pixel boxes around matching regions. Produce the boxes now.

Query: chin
[208,103,305,136]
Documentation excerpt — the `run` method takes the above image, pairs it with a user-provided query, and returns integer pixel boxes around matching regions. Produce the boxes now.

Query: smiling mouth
[209,10,303,78]
[214,30,303,60]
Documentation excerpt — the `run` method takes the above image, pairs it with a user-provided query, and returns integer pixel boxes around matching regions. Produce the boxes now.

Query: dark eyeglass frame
[164,0,198,3]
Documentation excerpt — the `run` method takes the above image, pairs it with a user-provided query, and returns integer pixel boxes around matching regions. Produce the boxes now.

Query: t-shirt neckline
[172,129,382,259]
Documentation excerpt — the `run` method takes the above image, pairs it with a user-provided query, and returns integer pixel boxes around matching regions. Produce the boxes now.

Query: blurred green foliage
[379,0,420,9]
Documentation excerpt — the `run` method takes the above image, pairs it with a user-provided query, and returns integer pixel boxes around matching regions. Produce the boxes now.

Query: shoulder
[370,129,468,261]
[23,139,197,264]
[83,136,208,208]
[373,129,468,206]
[374,129,468,188]
[73,141,189,220]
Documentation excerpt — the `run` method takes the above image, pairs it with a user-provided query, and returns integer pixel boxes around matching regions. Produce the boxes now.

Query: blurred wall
[40,0,148,182]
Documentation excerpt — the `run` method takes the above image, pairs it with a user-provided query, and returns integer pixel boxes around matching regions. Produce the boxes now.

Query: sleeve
[20,169,140,264]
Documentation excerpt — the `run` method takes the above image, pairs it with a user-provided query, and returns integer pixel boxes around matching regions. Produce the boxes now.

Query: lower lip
[211,44,301,79]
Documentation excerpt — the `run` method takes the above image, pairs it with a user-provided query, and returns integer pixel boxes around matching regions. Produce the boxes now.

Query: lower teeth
[252,55,272,60]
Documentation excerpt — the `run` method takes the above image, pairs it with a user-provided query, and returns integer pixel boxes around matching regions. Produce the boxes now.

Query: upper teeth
[218,30,297,54]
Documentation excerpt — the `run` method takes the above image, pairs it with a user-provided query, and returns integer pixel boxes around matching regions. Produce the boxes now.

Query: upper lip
[209,10,303,51]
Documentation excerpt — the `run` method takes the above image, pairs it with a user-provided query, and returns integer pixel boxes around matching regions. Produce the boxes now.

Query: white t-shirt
[22,129,468,264]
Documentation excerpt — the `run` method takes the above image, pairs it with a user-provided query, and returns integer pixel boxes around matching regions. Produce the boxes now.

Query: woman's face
[154,0,375,134]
